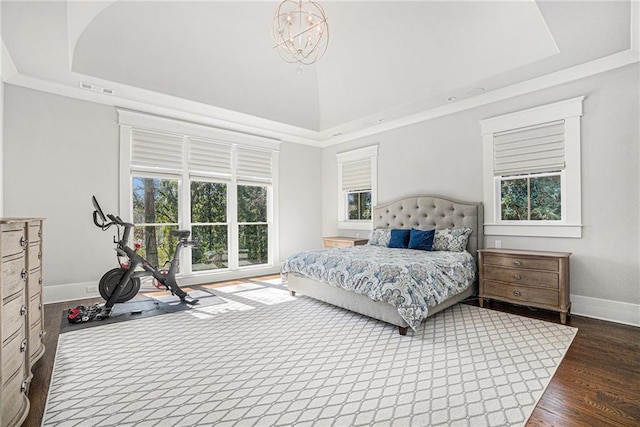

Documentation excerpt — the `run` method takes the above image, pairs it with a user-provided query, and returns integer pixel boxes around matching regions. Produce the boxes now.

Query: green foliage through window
[347,191,371,220]
[501,173,561,221]
[238,185,268,266]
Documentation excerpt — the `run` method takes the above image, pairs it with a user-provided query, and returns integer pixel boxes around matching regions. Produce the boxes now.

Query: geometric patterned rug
[43,278,577,426]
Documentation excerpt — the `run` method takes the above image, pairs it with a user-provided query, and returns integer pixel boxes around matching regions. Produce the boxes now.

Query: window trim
[337,145,378,231]
[118,109,279,277]
[480,97,583,238]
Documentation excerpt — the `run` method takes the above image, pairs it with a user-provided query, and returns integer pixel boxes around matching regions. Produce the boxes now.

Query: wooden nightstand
[478,248,571,324]
[322,236,368,249]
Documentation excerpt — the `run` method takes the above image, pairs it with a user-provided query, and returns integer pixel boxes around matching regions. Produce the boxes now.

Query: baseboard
[43,281,101,304]
[571,294,640,327]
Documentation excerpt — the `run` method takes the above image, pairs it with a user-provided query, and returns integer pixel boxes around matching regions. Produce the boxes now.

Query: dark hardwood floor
[24,281,640,427]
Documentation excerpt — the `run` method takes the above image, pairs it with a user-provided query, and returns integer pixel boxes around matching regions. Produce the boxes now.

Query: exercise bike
[77,196,200,321]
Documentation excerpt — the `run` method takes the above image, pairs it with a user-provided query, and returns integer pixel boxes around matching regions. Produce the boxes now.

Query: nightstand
[478,248,572,324]
[322,236,368,249]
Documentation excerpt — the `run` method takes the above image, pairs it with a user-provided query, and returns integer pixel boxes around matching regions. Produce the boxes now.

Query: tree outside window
[132,177,179,269]
[500,173,561,221]
[238,185,268,266]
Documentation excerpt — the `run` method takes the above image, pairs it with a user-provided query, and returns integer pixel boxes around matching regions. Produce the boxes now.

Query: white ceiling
[1,1,636,144]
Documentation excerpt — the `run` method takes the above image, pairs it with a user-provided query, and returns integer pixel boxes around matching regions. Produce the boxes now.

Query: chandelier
[271,0,329,66]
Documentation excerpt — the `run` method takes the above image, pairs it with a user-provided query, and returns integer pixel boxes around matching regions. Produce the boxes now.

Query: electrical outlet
[85,285,98,293]
[495,240,502,248]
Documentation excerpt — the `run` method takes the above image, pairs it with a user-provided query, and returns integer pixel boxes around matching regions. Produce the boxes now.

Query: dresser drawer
[27,243,42,271]
[484,280,559,307]
[29,293,43,328]
[28,268,43,298]
[1,225,27,258]
[28,221,42,244]
[1,368,29,427]
[483,253,559,272]
[483,265,559,289]
[29,320,44,359]
[2,329,26,385]
[2,254,27,299]
[3,293,27,343]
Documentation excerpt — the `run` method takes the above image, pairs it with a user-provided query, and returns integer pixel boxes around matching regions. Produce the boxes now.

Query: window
[480,97,583,238]
[337,145,378,230]
[118,110,279,277]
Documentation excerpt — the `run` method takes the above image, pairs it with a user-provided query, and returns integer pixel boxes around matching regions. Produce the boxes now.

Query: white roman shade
[237,147,273,183]
[493,120,565,176]
[341,159,371,192]
[131,129,183,171]
[189,138,232,178]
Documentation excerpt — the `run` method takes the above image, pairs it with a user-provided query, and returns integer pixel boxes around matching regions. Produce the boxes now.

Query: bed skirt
[284,273,475,334]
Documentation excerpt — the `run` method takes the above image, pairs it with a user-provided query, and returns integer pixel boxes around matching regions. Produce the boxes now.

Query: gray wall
[3,85,323,291]
[323,63,640,306]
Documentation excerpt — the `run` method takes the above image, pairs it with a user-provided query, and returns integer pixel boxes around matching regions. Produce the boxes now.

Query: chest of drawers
[478,248,571,324]
[322,236,368,249]
[1,218,45,427]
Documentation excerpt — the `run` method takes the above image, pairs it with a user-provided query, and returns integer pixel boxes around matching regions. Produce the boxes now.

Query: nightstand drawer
[324,239,353,248]
[483,254,559,272]
[322,237,368,249]
[484,281,559,307]
[483,266,559,289]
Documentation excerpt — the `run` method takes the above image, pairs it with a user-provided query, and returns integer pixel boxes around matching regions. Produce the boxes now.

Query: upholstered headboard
[372,195,484,257]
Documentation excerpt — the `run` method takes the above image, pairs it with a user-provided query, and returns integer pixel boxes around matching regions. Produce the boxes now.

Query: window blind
[493,120,565,176]
[188,138,232,178]
[131,129,183,171]
[237,147,273,183]
[342,159,371,191]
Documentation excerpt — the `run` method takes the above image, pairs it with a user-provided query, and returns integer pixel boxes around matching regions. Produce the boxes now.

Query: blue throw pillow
[408,228,435,251]
[387,229,411,248]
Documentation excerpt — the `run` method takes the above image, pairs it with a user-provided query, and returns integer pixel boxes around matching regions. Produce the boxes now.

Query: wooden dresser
[322,236,368,249]
[478,248,571,324]
[1,218,45,427]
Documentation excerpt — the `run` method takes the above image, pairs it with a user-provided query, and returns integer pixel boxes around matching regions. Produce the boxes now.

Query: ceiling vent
[79,82,115,95]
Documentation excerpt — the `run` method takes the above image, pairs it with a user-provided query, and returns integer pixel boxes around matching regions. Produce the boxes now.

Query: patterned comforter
[281,245,476,330]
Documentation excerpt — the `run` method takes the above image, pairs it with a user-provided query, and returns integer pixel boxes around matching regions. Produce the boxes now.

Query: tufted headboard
[373,195,484,258]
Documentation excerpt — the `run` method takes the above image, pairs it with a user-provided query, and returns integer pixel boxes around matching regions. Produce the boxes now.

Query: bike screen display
[92,196,107,222]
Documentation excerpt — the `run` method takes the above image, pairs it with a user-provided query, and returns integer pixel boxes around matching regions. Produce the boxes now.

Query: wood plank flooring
[23,280,640,426]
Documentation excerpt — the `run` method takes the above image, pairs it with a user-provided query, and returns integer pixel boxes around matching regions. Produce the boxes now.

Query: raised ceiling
[1,1,636,144]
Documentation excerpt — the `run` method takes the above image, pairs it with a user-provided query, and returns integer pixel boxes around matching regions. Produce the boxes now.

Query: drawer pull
[39,303,43,311]
[39,330,45,338]
[38,252,42,260]
[21,268,28,280]
[20,305,28,316]
[513,290,521,297]
[513,260,522,266]
[20,236,27,247]
[38,230,42,238]
[39,278,43,285]
[21,381,28,393]
[513,274,521,280]
[20,340,27,353]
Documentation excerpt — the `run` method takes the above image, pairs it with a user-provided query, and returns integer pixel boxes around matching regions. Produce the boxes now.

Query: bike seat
[170,230,191,239]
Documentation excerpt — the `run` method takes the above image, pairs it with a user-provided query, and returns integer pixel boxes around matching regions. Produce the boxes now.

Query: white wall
[322,64,640,323]
[3,85,323,301]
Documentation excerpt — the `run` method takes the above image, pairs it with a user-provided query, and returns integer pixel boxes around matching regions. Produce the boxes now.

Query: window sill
[337,221,373,231]
[484,223,582,238]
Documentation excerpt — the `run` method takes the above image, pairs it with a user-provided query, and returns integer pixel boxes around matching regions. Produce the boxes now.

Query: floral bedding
[281,245,476,330]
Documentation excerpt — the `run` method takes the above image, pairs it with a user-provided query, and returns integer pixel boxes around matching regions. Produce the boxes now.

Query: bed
[281,195,484,335]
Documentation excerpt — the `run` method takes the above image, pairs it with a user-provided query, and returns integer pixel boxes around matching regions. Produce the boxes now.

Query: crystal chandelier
[271,0,329,66]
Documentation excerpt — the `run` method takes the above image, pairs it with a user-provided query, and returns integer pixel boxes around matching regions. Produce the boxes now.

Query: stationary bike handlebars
[91,196,199,319]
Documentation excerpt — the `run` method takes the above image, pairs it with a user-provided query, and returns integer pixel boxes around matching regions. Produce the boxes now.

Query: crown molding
[3,73,323,148]
[3,48,638,151]
[321,49,639,148]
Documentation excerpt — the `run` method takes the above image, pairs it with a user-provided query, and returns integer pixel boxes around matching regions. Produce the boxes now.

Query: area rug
[43,294,576,426]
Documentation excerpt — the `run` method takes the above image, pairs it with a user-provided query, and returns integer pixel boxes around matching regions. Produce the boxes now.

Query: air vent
[79,82,115,96]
